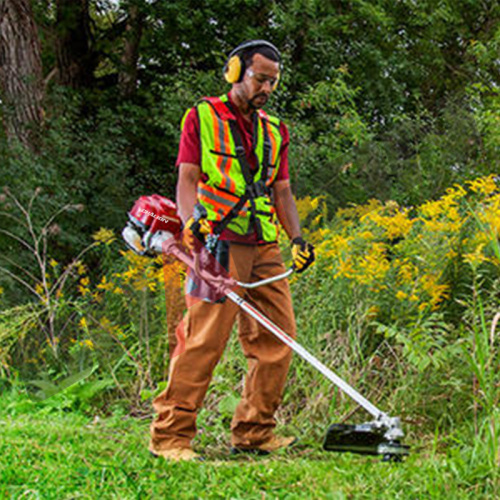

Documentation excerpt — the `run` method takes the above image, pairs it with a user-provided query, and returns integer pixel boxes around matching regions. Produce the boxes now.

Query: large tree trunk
[0,0,44,149]
[118,4,144,97]
[55,0,94,88]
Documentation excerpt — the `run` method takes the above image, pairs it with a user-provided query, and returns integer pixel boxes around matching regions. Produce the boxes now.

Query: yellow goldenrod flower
[446,184,467,199]
[76,261,87,275]
[79,317,88,329]
[420,274,450,309]
[295,195,325,224]
[97,275,114,292]
[446,206,461,221]
[80,339,94,350]
[312,214,323,226]
[467,175,498,196]
[397,259,417,284]
[360,201,414,240]
[421,218,463,233]
[478,205,500,238]
[463,243,491,267]
[100,317,111,329]
[319,234,352,260]
[49,259,58,268]
[358,230,375,240]
[355,199,383,218]
[356,243,390,284]
[420,200,446,219]
[336,199,382,220]
[396,290,408,300]
[335,257,356,279]
[92,228,116,245]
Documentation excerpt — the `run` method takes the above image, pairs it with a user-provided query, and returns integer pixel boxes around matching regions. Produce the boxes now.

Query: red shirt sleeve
[176,108,201,167]
[275,121,290,182]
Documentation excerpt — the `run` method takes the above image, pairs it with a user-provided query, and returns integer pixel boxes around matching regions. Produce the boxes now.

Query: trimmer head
[323,421,410,462]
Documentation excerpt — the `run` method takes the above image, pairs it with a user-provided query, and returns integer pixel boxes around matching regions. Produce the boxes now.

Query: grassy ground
[1,393,498,500]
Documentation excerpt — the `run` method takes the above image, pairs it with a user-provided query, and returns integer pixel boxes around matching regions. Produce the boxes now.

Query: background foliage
[1,0,500,494]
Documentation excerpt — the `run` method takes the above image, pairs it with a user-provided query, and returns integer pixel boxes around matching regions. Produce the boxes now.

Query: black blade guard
[323,423,410,459]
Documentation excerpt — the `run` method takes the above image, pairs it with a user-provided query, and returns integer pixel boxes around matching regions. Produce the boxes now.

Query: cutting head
[323,421,410,461]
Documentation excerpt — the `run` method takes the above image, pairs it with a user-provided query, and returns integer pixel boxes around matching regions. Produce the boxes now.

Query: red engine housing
[128,194,182,236]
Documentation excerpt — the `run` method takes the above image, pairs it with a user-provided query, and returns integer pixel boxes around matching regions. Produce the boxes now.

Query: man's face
[240,53,280,109]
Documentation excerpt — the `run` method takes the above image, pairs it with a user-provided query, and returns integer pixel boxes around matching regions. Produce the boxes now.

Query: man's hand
[291,237,315,273]
[182,217,211,251]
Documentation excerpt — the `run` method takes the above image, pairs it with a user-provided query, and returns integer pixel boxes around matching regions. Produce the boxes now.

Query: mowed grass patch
[1,399,497,499]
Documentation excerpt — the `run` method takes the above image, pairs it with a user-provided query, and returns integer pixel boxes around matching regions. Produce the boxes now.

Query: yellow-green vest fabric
[183,94,283,242]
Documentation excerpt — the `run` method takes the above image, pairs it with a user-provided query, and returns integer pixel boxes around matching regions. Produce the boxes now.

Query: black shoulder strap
[211,194,249,236]
[260,117,272,185]
[224,100,255,186]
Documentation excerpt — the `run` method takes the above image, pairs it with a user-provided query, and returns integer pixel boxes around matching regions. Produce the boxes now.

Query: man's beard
[248,93,269,109]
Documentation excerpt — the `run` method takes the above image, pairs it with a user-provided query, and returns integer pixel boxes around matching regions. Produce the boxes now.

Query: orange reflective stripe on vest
[197,182,248,221]
[209,107,237,193]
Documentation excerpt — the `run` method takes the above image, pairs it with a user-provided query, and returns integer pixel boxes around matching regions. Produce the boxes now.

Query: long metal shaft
[164,240,386,420]
[226,290,385,420]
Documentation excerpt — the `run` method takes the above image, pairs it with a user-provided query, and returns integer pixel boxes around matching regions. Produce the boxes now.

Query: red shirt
[176,93,289,243]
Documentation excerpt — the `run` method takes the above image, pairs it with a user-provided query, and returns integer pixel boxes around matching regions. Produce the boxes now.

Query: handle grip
[236,268,293,288]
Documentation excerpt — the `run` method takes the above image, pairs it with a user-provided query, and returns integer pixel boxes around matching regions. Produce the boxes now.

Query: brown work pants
[150,242,296,450]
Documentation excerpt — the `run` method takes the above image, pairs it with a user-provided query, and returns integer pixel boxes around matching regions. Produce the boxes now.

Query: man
[150,40,315,461]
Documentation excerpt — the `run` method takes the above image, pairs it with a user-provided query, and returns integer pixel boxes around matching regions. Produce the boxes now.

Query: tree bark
[118,4,144,97]
[55,0,94,88]
[0,0,44,149]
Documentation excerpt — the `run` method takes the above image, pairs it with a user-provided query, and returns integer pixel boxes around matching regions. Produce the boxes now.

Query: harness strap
[261,118,272,184]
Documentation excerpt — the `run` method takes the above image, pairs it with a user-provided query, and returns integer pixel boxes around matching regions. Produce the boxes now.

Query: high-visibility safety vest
[182,94,283,243]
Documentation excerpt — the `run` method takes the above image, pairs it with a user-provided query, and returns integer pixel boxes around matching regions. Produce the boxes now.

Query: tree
[0,0,44,149]
[54,0,95,88]
[118,2,144,97]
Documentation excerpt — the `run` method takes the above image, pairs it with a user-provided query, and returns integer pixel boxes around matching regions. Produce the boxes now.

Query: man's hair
[241,46,280,69]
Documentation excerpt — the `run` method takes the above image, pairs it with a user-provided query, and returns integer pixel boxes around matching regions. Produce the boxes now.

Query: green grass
[1,393,498,499]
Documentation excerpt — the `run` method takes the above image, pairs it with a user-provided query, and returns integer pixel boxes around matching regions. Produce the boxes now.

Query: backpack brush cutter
[122,195,410,462]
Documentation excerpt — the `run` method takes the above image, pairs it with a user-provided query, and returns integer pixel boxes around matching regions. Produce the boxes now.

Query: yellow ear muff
[224,55,242,84]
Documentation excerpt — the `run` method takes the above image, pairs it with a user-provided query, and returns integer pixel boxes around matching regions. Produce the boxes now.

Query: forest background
[1,0,500,497]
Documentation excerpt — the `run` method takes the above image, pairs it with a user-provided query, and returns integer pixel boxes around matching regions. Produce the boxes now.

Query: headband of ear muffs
[223,40,281,91]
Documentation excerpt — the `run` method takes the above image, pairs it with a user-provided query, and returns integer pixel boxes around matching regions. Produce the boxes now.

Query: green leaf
[218,394,239,417]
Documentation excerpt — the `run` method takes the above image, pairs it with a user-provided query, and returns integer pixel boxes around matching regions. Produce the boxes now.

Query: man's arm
[176,163,201,224]
[273,179,301,240]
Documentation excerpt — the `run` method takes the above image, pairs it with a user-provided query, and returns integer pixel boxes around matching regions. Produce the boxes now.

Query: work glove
[291,237,315,273]
[182,216,211,251]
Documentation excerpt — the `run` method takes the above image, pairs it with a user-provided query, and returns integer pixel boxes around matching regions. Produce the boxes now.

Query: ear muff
[224,55,243,84]
[224,40,282,87]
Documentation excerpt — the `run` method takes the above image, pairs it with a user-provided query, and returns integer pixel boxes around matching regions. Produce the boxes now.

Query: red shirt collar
[227,92,255,125]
